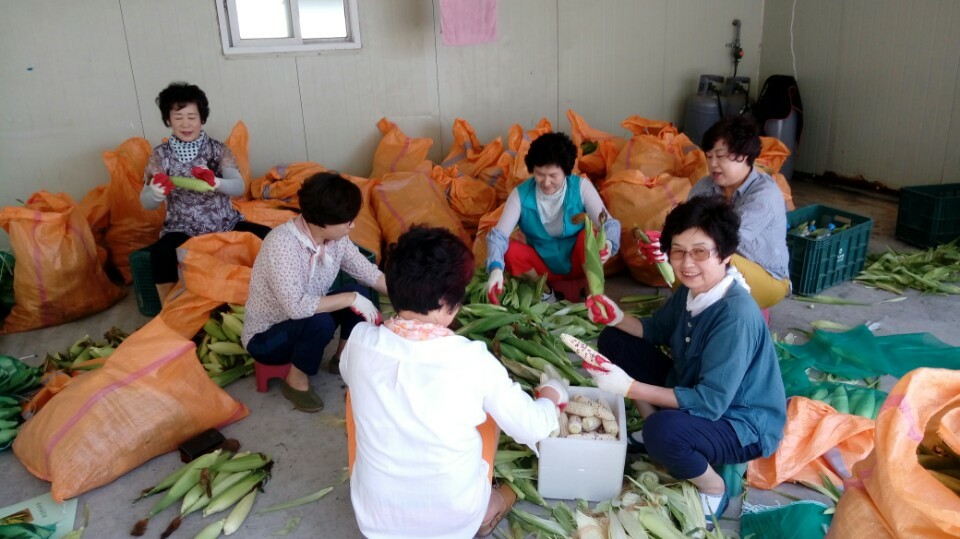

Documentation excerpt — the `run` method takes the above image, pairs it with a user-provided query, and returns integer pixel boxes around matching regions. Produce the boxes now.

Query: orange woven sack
[251,161,327,203]
[621,115,677,137]
[828,368,960,539]
[102,137,165,283]
[431,165,498,237]
[233,199,299,229]
[78,183,111,268]
[493,119,554,202]
[566,109,626,183]
[599,170,691,286]
[370,118,434,179]
[371,171,471,250]
[755,137,796,210]
[747,396,875,489]
[159,231,260,339]
[0,191,126,333]
[441,119,504,181]
[224,121,253,197]
[12,317,248,502]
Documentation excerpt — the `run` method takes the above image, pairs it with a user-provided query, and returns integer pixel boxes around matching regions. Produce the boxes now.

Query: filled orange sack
[78,183,111,268]
[472,204,505,269]
[233,199,299,229]
[828,368,960,539]
[0,191,126,333]
[370,118,434,179]
[440,118,504,182]
[371,171,471,251]
[102,137,165,283]
[747,396,875,489]
[621,115,677,137]
[224,120,253,197]
[431,165,498,237]
[13,317,248,502]
[599,170,692,286]
[250,161,328,203]
[493,119,554,202]
[755,137,796,211]
[159,231,260,339]
[566,109,626,183]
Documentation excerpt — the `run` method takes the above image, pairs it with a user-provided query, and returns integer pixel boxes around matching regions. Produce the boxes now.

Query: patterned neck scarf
[384,317,455,341]
[169,131,207,164]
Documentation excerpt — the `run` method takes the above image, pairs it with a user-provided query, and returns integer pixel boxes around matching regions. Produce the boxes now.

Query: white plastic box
[537,386,627,501]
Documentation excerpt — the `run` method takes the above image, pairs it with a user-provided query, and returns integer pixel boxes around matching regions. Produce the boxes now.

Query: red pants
[503,230,587,280]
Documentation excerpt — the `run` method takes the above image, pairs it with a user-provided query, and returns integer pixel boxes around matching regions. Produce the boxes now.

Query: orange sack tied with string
[13,317,248,502]
[0,191,126,333]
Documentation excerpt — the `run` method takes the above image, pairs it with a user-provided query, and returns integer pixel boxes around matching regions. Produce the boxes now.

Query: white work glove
[486,268,504,305]
[535,371,570,411]
[561,333,636,397]
[585,294,624,326]
[599,240,614,264]
[350,293,381,325]
[637,230,668,265]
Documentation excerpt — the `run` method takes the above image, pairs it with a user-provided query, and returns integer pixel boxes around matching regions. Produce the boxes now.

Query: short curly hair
[660,195,741,261]
[298,172,362,227]
[525,132,577,176]
[156,82,210,127]
[385,226,474,315]
[701,116,762,167]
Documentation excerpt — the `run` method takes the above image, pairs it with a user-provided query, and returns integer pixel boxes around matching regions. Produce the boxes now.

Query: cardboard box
[537,387,627,501]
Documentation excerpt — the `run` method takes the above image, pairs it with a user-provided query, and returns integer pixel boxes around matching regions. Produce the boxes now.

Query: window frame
[215,0,361,57]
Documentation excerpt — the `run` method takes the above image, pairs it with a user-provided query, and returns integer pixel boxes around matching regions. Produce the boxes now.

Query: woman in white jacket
[341,226,568,538]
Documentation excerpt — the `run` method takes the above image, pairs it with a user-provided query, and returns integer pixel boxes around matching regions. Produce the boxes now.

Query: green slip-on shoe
[280,380,324,413]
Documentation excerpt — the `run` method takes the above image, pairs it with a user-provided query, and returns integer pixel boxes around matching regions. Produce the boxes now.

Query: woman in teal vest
[485,132,621,303]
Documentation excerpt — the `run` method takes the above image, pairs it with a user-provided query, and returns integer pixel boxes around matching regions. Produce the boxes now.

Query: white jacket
[341,323,558,538]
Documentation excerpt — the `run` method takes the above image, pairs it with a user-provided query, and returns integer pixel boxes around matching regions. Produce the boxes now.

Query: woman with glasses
[638,116,790,308]
[578,195,786,529]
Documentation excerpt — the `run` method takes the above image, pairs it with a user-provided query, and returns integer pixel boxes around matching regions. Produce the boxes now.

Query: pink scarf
[384,317,455,341]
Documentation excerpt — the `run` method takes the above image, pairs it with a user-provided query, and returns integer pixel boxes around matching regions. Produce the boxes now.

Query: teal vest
[517,175,585,275]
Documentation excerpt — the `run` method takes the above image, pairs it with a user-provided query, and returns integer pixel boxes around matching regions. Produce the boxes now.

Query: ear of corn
[193,518,225,539]
[223,489,257,535]
[633,228,675,287]
[581,213,606,297]
[170,176,215,192]
[203,471,265,517]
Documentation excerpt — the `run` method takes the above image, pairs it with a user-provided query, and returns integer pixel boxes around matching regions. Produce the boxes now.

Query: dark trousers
[148,221,271,283]
[245,284,370,376]
[597,326,763,479]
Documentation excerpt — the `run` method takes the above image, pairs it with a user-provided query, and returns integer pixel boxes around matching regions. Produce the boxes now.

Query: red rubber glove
[150,172,173,196]
[191,166,217,187]
[585,294,624,326]
[599,240,613,264]
[637,230,667,265]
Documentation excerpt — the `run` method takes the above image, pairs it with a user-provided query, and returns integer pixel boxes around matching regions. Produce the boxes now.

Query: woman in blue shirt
[573,195,786,529]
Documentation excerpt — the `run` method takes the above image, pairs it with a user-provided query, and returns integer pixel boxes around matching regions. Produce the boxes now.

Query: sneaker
[700,490,729,531]
[626,431,647,454]
[541,289,557,304]
[280,380,324,413]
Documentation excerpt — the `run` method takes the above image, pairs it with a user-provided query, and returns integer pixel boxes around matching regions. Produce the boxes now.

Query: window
[215,0,361,56]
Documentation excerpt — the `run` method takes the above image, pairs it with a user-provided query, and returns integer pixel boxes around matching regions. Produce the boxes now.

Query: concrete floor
[1,177,958,538]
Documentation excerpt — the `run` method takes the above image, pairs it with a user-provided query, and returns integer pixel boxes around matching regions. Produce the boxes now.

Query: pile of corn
[560,394,619,441]
[855,242,960,294]
[44,327,130,374]
[1,355,44,451]
[131,446,271,538]
[195,305,255,388]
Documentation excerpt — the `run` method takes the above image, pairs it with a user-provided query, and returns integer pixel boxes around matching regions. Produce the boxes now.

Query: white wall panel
[435,0,559,154]
[299,0,442,177]
[0,0,141,208]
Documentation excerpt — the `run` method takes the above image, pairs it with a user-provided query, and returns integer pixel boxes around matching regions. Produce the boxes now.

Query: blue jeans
[598,327,763,479]
[245,284,370,376]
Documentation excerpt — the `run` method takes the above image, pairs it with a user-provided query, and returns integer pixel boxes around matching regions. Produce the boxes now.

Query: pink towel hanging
[439,0,498,46]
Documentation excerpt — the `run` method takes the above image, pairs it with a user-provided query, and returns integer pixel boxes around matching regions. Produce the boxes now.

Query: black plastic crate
[786,205,873,296]
[129,248,161,317]
[896,183,960,248]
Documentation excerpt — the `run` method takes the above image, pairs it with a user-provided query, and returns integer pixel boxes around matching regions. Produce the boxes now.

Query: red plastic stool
[760,308,771,326]
[254,362,291,393]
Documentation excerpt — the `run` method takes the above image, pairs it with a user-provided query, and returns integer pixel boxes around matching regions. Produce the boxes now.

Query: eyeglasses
[668,247,719,262]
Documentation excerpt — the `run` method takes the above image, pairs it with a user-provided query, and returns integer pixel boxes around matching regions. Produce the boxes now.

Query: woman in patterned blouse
[140,82,270,303]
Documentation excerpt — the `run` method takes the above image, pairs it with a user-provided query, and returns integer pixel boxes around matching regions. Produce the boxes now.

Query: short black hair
[525,132,577,176]
[385,226,474,315]
[701,116,762,167]
[661,195,740,260]
[298,172,362,227]
[156,82,210,127]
